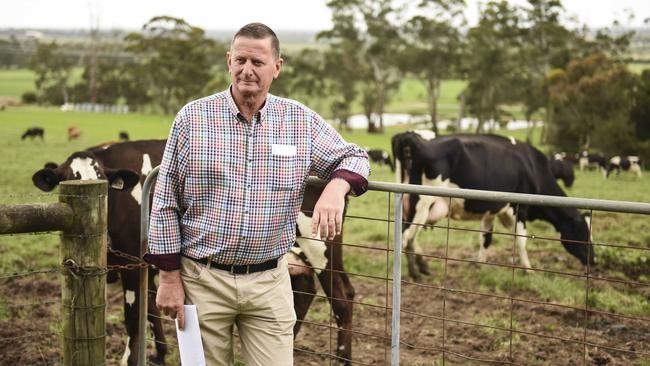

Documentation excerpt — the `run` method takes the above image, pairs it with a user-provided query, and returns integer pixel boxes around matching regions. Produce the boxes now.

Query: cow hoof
[148,355,165,366]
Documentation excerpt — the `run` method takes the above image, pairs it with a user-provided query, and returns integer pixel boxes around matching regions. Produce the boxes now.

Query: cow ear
[105,168,140,191]
[32,169,60,192]
[44,162,58,170]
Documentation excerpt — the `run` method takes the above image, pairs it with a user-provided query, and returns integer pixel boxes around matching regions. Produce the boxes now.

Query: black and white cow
[119,131,130,142]
[606,155,643,178]
[393,133,595,280]
[32,140,166,366]
[550,153,575,188]
[32,140,357,365]
[21,127,44,140]
[366,148,394,171]
[578,151,607,173]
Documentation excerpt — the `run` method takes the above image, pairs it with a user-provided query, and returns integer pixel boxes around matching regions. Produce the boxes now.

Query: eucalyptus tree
[125,16,218,114]
[463,1,524,133]
[544,54,638,153]
[322,0,404,133]
[356,0,404,132]
[401,0,466,134]
[630,70,650,142]
[29,41,75,105]
[518,0,574,142]
[318,2,364,130]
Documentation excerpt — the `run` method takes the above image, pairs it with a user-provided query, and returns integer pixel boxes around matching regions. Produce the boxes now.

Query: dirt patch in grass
[1,260,648,366]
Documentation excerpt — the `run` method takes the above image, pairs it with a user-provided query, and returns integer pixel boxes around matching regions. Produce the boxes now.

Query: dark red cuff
[331,169,368,196]
[143,253,181,271]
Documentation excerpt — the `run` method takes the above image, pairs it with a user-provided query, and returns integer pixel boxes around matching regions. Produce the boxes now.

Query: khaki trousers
[180,255,296,366]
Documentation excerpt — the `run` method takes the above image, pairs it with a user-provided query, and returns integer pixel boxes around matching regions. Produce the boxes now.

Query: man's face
[227,36,282,100]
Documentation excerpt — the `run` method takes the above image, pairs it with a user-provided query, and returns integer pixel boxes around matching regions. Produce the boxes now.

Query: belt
[185,255,279,274]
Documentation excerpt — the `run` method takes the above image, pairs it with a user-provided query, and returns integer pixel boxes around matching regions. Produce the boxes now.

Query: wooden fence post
[59,180,108,366]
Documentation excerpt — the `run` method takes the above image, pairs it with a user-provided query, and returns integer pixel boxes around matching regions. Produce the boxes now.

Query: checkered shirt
[147,88,370,268]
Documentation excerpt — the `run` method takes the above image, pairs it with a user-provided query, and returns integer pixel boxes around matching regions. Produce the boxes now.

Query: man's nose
[242,60,254,75]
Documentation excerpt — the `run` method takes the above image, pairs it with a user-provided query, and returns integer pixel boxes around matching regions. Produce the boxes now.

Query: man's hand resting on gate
[311,178,350,240]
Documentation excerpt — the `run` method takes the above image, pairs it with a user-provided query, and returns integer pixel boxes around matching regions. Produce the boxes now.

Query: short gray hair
[233,22,281,59]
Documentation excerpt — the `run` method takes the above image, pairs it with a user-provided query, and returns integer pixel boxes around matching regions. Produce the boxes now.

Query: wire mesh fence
[1,178,649,365]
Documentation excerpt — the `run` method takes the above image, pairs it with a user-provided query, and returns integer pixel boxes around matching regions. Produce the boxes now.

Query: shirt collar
[226,86,272,125]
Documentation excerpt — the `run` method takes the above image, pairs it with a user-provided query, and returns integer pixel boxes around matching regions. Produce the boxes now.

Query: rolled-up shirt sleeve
[310,113,370,196]
[144,111,189,271]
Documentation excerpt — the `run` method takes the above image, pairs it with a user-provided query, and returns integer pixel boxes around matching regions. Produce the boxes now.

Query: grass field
[0,106,648,364]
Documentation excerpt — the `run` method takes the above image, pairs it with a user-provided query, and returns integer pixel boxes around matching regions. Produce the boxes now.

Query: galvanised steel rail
[307,176,650,214]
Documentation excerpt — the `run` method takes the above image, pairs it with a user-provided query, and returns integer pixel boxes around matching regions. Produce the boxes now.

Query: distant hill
[0,27,320,45]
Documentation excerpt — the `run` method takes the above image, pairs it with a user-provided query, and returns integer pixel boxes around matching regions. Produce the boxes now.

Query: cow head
[559,214,595,266]
[32,151,140,192]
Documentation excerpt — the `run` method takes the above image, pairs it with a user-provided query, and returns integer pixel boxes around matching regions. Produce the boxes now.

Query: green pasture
[0,68,84,99]
[0,107,648,364]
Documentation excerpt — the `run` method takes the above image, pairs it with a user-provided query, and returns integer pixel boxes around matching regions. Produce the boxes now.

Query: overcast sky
[1,0,648,31]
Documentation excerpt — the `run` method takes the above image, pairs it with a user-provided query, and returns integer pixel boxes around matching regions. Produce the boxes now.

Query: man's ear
[274,57,284,79]
[226,51,232,71]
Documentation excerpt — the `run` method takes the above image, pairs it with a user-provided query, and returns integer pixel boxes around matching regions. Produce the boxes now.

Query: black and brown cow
[32,140,356,365]
[289,185,355,364]
[392,133,594,281]
[33,140,167,366]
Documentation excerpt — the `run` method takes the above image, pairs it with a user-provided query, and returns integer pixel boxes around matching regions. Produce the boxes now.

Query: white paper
[271,144,297,156]
[176,305,206,366]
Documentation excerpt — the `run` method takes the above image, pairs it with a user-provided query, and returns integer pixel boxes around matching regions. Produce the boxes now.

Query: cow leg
[515,221,531,269]
[288,252,317,338]
[147,271,167,365]
[317,267,354,365]
[290,273,316,337]
[403,195,446,280]
[120,270,140,366]
[120,270,167,366]
[478,214,496,262]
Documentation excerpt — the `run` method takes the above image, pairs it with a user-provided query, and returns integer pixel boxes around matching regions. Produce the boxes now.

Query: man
[145,23,370,365]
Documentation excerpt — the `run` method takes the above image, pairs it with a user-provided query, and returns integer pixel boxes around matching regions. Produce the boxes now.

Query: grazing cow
[32,140,167,366]
[578,151,607,173]
[366,148,394,171]
[67,126,81,141]
[606,155,643,178]
[119,131,130,142]
[288,184,355,365]
[550,154,575,188]
[32,140,356,365]
[21,127,44,140]
[393,133,594,280]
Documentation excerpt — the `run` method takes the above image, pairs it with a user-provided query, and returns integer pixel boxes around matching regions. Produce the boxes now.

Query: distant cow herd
[20,126,131,144]
[26,130,643,365]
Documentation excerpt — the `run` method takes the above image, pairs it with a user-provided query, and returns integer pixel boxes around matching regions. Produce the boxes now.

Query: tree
[401,0,465,134]
[125,16,218,114]
[630,69,650,141]
[463,1,524,133]
[318,3,364,130]
[517,0,574,142]
[544,54,638,154]
[29,41,75,105]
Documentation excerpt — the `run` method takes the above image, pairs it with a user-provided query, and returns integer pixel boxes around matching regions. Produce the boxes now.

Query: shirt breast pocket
[270,154,298,191]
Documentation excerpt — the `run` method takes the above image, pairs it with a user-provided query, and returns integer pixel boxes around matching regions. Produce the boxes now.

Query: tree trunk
[427,79,439,134]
